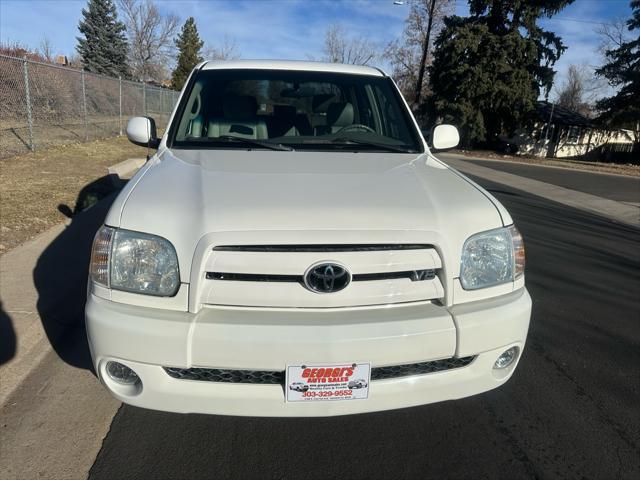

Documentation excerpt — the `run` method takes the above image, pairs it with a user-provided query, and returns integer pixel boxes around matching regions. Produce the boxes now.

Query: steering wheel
[335,124,376,134]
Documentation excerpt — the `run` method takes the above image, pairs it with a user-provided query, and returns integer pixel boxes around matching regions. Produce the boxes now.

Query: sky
[0,0,634,98]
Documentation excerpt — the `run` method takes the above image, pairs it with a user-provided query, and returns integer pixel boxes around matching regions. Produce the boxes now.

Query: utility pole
[414,0,437,107]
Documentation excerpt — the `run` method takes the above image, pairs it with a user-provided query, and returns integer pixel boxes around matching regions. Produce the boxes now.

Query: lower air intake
[163,357,475,384]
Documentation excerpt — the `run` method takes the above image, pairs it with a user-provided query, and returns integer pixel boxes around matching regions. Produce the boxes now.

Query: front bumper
[86,288,531,417]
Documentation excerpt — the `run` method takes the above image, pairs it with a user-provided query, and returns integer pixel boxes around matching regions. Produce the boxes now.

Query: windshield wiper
[303,137,415,153]
[214,135,294,151]
[331,137,415,153]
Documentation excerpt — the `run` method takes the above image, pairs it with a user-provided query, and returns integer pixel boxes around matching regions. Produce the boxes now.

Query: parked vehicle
[289,382,309,392]
[348,379,368,389]
[86,60,531,417]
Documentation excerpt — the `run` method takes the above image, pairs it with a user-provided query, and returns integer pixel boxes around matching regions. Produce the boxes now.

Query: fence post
[81,70,88,141]
[160,88,164,126]
[22,57,34,152]
[119,76,123,136]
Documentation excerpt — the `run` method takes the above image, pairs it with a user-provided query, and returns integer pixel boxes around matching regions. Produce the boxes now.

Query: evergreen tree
[595,1,639,141]
[171,17,204,90]
[428,0,572,145]
[76,0,129,77]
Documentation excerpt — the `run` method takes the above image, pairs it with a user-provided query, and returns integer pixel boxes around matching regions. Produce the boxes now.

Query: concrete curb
[107,157,145,178]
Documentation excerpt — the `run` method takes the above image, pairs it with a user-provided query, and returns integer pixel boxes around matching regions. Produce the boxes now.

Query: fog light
[106,361,140,385]
[494,347,519,369]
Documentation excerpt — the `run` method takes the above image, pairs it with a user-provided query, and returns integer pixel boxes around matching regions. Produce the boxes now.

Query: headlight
[90,226,180,296]
[460,225,525,290]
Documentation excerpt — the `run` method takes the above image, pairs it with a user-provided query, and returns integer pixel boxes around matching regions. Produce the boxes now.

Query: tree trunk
[414,0,436,107]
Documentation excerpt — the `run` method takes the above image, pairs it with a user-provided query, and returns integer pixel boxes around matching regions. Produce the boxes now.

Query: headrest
[223,95,258,121]
[327,102,354,127]
[273,104,296,121]
[312,94,335,113]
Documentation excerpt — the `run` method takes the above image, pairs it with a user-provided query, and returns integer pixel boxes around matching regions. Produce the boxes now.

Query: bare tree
[323,24,377,66]
[597,17,632,55]
[38,37,55,63]
[384,0,452,105]
[118,0,179,82]
[554,64,606,118]
[204,35,240,60]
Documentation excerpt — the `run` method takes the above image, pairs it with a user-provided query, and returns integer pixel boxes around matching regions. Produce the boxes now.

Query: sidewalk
[0,198,121,480]
[0,160,142,480]
[0,158,144,405]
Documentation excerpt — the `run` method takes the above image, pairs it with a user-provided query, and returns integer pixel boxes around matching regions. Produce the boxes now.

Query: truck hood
[108,148,505,281]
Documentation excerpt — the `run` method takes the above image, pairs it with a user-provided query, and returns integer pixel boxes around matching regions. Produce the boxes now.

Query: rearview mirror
[126,116,160,148]
[431,124,459,151]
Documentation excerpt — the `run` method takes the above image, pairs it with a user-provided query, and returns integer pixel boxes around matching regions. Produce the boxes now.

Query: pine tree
[171,17,204,90]
[428,0,573,145]
[595,1,639,141]
[76,0,129,77]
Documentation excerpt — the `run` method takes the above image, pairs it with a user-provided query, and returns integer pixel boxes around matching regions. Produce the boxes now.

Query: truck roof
[200,59,386,77]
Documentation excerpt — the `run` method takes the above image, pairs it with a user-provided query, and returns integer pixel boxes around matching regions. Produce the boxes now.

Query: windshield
[169,69,423,153]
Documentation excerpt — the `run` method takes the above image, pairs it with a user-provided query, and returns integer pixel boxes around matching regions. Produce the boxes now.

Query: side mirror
[126,116,160,148]
[431,124,459,151]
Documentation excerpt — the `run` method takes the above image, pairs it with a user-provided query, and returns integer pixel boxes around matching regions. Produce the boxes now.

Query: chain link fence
[0,54,180,159]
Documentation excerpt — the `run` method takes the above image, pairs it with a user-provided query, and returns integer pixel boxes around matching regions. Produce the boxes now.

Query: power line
[544,17,621,27]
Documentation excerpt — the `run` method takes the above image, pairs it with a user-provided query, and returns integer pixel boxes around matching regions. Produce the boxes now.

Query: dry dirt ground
[452,149,640,177]
[0,136,148,254]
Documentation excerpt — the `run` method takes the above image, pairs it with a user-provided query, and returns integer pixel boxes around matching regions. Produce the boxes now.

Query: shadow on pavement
[33,175,122,372]
[0,302,17,365]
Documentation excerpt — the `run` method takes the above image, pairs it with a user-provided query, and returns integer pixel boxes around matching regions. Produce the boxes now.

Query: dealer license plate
[285,362,371,402]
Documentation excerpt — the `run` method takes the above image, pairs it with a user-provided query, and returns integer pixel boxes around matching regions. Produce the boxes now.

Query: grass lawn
[0,136,148,254]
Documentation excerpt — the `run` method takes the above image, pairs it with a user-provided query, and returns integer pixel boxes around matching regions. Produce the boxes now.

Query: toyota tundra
[86,60,531,416]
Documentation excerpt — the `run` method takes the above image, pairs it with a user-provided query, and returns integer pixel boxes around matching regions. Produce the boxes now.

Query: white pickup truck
[86,60,531,416]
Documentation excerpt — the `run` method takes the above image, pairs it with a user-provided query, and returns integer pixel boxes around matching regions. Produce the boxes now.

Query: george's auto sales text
[286,363,371,402]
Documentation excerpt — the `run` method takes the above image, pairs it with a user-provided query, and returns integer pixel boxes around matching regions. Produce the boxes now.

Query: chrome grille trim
[212,244,432,252]
[206,269,437,283]
[163,357,475,384]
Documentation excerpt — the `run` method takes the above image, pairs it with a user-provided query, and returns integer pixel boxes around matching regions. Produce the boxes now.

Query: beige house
[506,101,636,160]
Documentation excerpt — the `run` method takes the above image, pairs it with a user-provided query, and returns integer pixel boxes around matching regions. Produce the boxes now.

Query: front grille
[163,357,475,384]
[370,356,475,380]
[163,367,285,384]
[202,242,444,307]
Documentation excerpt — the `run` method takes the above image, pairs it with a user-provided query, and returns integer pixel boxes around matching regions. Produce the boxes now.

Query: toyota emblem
[303,262,351,293]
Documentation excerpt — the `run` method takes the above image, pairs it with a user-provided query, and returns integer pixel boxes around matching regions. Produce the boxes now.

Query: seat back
[310,94,335,131]
[315,102,354,135]
[268,104,298,137]
[327,102,354,133]
[208,95,267,139]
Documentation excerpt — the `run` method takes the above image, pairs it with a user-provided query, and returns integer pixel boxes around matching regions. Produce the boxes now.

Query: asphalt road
[443,156,640,204]
[87,176,640,480]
